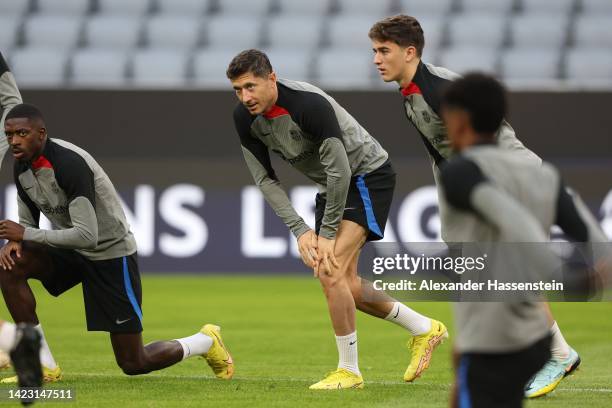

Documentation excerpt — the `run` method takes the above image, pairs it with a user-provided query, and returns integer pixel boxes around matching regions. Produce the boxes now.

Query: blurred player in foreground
[369,14,584,397]
[0,104,233,383]
[0,320,42,405]
[438,73,608,407]
[228,49,447,389]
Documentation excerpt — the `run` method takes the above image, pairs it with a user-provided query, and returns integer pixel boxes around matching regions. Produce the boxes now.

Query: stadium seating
[216,0,273,16]
[131,50,189,87]
[3,0,611,88]
[510,15,569,49]
[70,49,129,87]
[264,49,313,81]
[439,46,499,75]
[23,15,83,51]
[461,0,515,15]
[277,0,332,16]
[316,49,374,89]
[0,17,21,51]
[266,16,323,50]
[192,49,238,87]
[10,47,67,86]
[97,0,152,16]
[399,0,454,16]
[206,16,262,50]
[328,16,386,49]
[145,16,202,51]
[580,0,612,15]
[336,0,394,16]
[37,0,91,16]
[447,13,508,49]
[574,16,612,48]
[501,49,561,81]
[0,0,31,17]
[156,0,211,16]
[566,48,612,83]
[84,16,144,51]
[520,0,576,16]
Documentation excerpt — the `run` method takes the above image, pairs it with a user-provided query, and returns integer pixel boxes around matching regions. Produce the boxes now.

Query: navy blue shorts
[315,160,396,241]
[30,242,143,333]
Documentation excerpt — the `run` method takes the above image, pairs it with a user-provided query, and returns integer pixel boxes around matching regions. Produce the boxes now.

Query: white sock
[0,322,16,352]
[35,324,58,370]
[385,302,432,336]
[336,331,360,376]
[550,321,570,361]
[175,332,213,360]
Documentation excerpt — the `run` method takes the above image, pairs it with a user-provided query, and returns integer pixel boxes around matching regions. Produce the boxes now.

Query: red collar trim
[32,155,53,170]
[263,105,290,119]
[400,82,422,97]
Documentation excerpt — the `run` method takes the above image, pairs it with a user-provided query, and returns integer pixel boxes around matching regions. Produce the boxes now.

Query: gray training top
[233,78,388,240]
[0,52,22,168]
[440,144,607,353]
[400,61,541,242]
[16,138,137,261]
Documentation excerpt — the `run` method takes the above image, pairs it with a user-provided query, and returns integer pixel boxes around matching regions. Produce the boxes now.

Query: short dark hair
[5,103,45,123]
[369,15,425,57]
[226,49,273,80]
[441,73,507,135]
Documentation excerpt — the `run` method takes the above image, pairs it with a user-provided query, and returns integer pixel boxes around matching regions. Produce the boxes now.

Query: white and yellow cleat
[404,319,448,382]
[1,365,62,384]
[309,368,364,390]
[201,324,234,379]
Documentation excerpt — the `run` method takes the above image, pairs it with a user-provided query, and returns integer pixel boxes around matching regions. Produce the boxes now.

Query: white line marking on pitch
[63,373,612,393]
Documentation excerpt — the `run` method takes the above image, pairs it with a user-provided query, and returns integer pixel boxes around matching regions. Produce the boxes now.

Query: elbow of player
[80,231,98,250]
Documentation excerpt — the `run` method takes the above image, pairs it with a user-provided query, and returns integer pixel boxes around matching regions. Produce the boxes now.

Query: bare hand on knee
[0,241,22,271]
[316,236,339,278]
[297,230,319,270]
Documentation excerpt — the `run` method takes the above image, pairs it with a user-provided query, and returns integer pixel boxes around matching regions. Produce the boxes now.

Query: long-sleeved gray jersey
[16,138,137,261]
[400,61,541,241]
[234,78,388,240]
[0,53,22,167]
[440,144,607,353]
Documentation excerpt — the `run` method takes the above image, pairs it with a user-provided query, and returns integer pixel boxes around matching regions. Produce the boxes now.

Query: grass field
[0,275,610,407]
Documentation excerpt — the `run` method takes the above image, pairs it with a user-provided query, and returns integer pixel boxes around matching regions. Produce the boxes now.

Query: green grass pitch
[0,276,610,407]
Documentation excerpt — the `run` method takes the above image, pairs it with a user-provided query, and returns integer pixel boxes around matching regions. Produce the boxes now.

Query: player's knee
[319,273,348,296]
[0,257,30,282]
[117,358,149,376]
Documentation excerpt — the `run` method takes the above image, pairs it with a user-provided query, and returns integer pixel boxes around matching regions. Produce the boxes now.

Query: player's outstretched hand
[0,220,25,242]
[0,241,22,271]
[298,229,319,270]
[316,236,339,278]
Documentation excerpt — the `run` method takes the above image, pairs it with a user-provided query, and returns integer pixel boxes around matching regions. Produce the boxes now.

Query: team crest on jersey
[421,110,431,123]
[290,129,301,141]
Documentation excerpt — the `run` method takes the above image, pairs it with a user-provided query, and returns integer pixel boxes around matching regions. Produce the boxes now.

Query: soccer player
[0,104,234,383]
[369,15,582,397]
[438,73,607,408]
[227,49,447,389]
[0,321,42,405]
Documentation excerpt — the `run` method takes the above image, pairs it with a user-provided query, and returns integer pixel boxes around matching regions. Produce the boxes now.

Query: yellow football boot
[309,368,364,390]
[201,324,234,379]
[404,319,448,382]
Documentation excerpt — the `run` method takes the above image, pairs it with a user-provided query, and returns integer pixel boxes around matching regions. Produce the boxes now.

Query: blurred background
[0,0,610,273]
